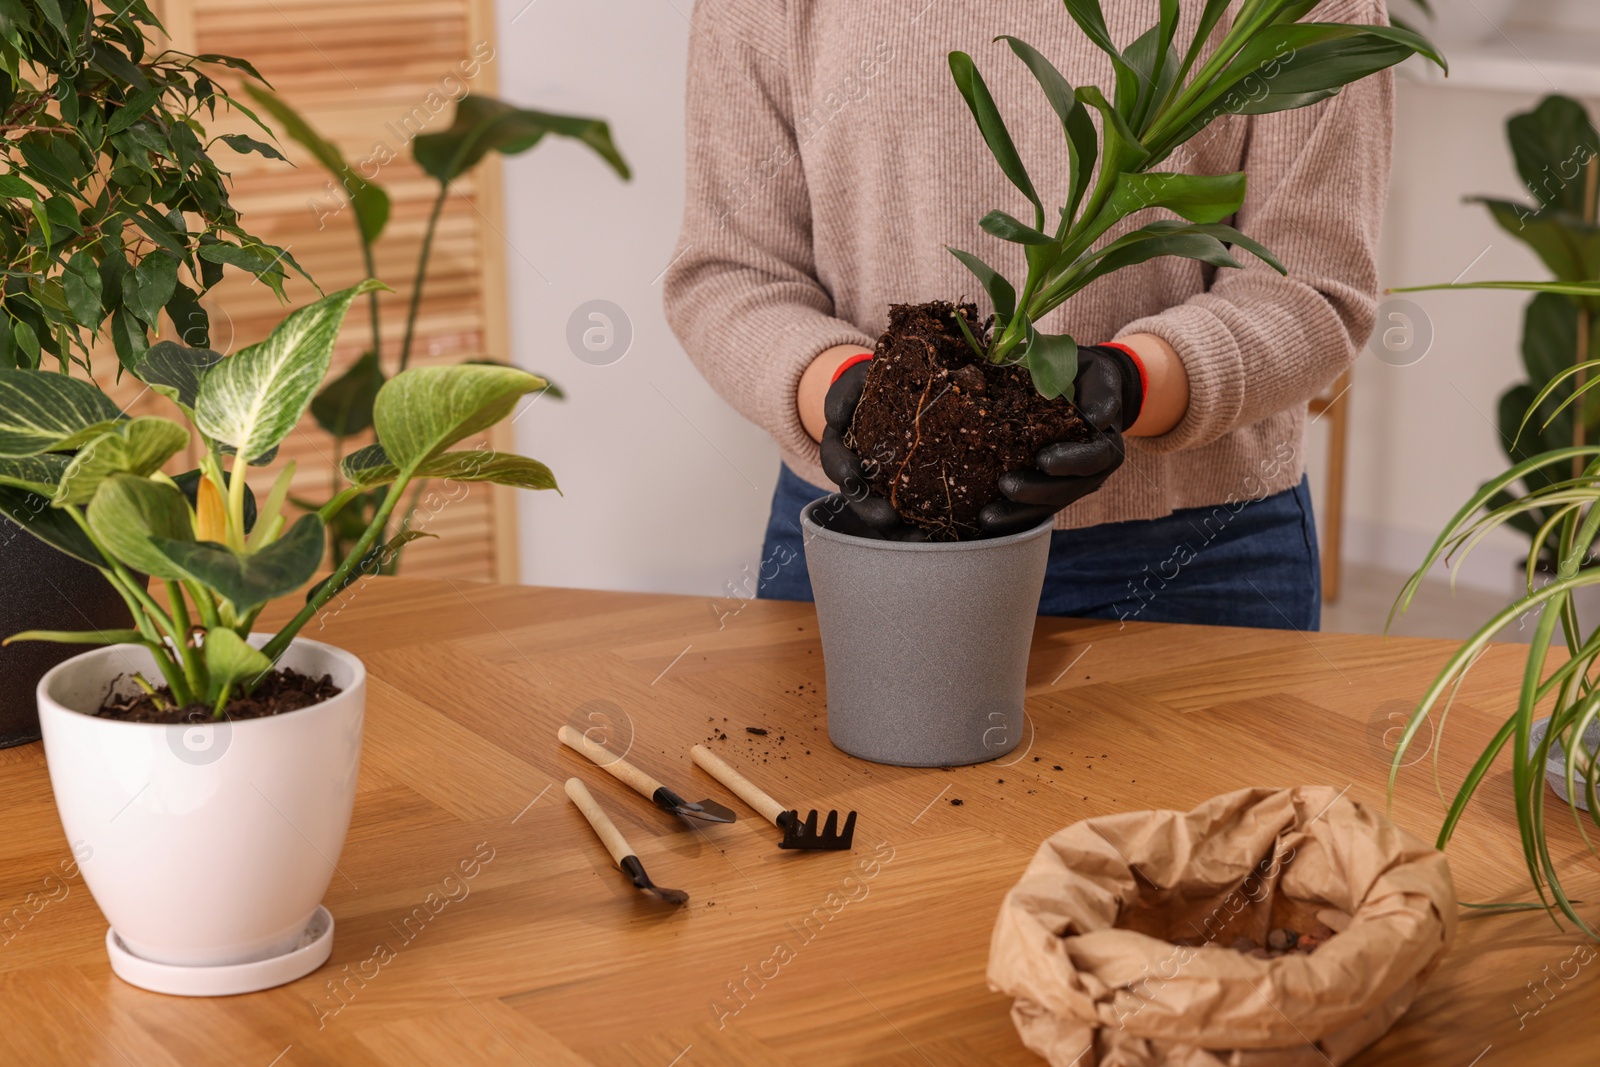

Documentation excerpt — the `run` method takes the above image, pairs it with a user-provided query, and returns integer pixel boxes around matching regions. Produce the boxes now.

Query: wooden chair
[1308,370,1351,604]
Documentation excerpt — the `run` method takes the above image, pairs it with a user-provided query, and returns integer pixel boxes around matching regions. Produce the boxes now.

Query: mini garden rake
[690,744,856,851]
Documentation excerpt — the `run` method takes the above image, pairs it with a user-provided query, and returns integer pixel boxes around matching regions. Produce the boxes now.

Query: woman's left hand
[977,344,1145,538]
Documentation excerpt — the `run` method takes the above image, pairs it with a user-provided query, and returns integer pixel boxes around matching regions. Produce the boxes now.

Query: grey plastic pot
[801,495,1052,767]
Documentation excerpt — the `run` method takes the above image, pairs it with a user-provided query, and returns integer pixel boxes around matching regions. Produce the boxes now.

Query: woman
[664,0,1391,631]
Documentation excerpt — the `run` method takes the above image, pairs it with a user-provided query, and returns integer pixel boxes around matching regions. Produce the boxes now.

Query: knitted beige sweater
[663,0,1391,529]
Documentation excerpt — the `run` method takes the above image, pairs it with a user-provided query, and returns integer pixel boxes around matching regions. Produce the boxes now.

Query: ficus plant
[0,281,558,717]
[1,0,303,373]
[240,88,629,569]
[1387,276,1600,931]
[944,0,1445,400]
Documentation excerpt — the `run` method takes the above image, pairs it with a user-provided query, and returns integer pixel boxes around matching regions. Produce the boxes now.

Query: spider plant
[0,281,558,718]
[946,0,1445,399]
[1389,277,1600,932]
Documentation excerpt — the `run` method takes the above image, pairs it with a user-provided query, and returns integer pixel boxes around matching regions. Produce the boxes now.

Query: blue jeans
[757,466,1321,631]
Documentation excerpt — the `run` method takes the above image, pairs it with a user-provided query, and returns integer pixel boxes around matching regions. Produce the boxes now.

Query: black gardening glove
[977,343,1146,538]
[818,359,928,541]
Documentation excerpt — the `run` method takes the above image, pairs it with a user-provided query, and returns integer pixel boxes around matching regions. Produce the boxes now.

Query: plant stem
[260,471,412,661]
[397,183,448,372]
[226,456,248,552]
[165,580,209,696]
[360,235,382,366]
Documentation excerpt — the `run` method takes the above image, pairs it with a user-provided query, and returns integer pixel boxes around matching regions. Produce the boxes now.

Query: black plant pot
[0,515,132,747]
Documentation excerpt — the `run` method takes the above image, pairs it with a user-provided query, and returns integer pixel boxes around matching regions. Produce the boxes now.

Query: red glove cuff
[830,352,873,384]
[1100,341,1150,401]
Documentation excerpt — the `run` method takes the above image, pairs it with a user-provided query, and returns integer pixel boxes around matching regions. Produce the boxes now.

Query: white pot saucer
[106,906,334,996]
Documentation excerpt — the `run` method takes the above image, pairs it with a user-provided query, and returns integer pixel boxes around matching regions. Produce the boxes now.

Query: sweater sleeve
[1117,1,1393,455]
[661,0,875,465]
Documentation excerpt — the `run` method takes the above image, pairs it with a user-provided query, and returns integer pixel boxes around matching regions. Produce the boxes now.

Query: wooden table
[2,578,1595,1065]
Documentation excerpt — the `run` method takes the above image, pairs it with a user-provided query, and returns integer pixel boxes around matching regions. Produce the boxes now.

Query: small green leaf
[196,280,388,462]
[123,252,179,325]
[53,417,190,505]
[978,209,1056,245]
[134,340,225,413]
[996,36,1098,221]
[372,364,548,476]
[202,627,273,701]
[154,513,325,613]
[412,94,630,184]
[1107,172,1247,225]
[311,350,385,437]
[107,86,161,135]
[85,474,195,581]
[946,247,1017,321]
[0,174,38,200]
[1508,97,1600,216]
[0,369,122,456]
[1023,325,1079,402]
[63,250,103,326]
[217,133,287,162]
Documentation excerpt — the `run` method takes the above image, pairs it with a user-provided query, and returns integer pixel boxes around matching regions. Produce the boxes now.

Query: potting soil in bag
[988,786,1456,1066]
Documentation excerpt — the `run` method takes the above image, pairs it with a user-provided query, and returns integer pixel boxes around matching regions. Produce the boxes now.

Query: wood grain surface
[1,577,1595,1066]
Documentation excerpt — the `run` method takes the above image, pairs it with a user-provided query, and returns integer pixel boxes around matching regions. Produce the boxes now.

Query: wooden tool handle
[690,744,786,826]
[564,777,635,868]
[558,725,663,799]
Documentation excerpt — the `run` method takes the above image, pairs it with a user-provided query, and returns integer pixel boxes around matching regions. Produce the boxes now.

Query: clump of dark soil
[847,301,1092,540]
[1171,923,1339,959]
[97,668,341,723]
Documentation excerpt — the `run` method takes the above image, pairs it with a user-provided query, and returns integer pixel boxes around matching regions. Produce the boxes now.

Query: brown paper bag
[988,787,1456,1066]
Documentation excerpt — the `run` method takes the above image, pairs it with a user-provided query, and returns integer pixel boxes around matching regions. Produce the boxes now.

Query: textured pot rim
[36,634,365,730]
[800,494,1053,553]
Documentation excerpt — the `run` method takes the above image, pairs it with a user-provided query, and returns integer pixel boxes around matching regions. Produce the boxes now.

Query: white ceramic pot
[37,635,364,991]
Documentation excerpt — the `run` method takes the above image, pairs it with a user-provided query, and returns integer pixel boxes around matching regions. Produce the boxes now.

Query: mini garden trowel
[690,744,856,851]
[564,778,688,906]
[558,725,736,824]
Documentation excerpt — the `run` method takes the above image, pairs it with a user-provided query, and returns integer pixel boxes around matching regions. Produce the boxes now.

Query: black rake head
[777,809,857,851]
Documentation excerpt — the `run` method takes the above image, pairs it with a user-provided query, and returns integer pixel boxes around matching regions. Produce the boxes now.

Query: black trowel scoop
[558,725,736,824]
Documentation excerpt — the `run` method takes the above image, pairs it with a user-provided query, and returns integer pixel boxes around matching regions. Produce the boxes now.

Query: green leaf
[996,36,1097,222]
[110,306,150,373]
[1075,84,1149,175]
[1059,0,1140,120]
[412,94,630,184]
[1507,95,1599,216]
[340,442,558,492]
[0,454,70,495]
[1107,171,1247,225]
[243,86,390,245]
[1023,324,1079,402]
[5,629,146,647]
[63,250,103,326]
[311,350,384,437]
[978,209,1055,245]
[0,369,122,456]
[153,513,324,613]
[946,247,1017,321]
[53,417,190,505]
[195,280,388,462]
[0,174,38,200]
[948,51,1042,225]
[0,486,107,567]
[107,85,160,135]
[304,525,437,603]
[372,364,548,476]
[135,340,225,412]
[85,474,195,580]
[122,252,178,325]
[1475,198,1600,284]
[202,627,273,700]
[217,133,287,163]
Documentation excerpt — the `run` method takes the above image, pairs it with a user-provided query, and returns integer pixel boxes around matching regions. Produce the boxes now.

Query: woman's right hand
[817,358,928,540]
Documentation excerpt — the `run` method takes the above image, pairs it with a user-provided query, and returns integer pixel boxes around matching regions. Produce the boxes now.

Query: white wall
[495,0,777,597]
[494,0,1597,598]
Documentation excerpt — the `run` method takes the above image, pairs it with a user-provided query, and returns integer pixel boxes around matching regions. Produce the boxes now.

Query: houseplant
[806,0,1445,766]
[1,280,558,993]
[1387,277,1600,933]
[0,0,302,744]
[1471,96,1600,617]
[242,88,629,570]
